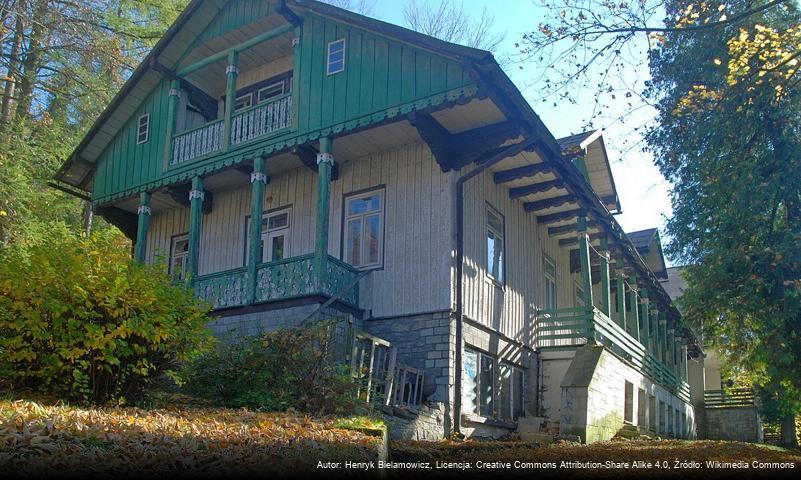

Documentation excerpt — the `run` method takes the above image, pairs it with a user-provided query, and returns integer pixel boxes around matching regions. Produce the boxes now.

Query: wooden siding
[460,168,576,347]
[91,6,475,207]
[195,0,275,46]
[145,141,454,316]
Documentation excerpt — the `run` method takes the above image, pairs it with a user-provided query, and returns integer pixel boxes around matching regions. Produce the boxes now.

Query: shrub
[0,224,212,405]
[183,322,360,415]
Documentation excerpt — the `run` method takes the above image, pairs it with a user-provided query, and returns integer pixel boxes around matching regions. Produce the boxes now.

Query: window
[574,281,585,307]
[486,207,504,284]
[245,208,292,264]
[137,114,150,144]
[498,363,525,421]
[343,188,384,269]
[257,81,285,103]
[326,38,346,75]
[543,255,557,310]
[462,349,496,417]
[169,234,189,280]
[235,93,253,111]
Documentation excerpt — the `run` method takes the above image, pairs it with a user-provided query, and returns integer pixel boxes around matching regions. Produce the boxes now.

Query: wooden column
[659,313,668,364]
[223,51,239,151]
[650,307,659,357]
[640,290,650,350]
[577,215,594,307]
[247,156,267,304]
[187,176,204,281]
[616,257,627,330]
[314,137,334,285]
[628,276,640,341]
[599,237,611,317]
[134,192,151,262]
[162,80,181,169]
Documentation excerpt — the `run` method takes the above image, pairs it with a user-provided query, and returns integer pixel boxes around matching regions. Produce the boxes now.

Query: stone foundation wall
[383,403,448,441]
[207,304,352,339]
[558,345,696,443]
[704,407,762,443]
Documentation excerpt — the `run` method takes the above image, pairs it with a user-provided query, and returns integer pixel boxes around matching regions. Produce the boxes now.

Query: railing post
[616,256,627,330]
[134,192,151,262]
[640,290,650,350]
[187,176,204,283]
[247,156,268,304]
[599,237,611,317]
[628,275,640,342]
[162,80,181,169]
[223,51,239,151]
[315,137,334,289]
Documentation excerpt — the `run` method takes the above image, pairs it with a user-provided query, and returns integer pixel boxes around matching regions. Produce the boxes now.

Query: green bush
[183,323,360,415]
[0,224,212,405]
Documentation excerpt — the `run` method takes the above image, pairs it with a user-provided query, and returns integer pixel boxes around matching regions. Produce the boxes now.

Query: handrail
[301,268,369,325]
[231,92,291,117]
[172,117,224,139]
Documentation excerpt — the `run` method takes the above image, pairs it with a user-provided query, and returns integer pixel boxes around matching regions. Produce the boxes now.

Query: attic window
[137,114,150,144]
[326,38,345,75]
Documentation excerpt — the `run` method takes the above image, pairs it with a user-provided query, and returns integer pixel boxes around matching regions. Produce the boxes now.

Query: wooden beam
[494,163,551,184]
[558,232,603,247]
[95,206,138,241]
[164,182,212,214]
[408,112,456,171]
[549,222,583,236]
[537,208,582,225]
[509,179,564,199]
[523,194,575,212]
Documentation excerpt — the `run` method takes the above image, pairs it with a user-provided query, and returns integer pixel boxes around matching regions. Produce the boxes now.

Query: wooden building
[55,0,696,441]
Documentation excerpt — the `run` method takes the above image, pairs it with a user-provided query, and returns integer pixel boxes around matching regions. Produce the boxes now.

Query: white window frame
[137,113,150,144]
[326,38,346,75]
[169,233,189,280]
[543,255,557,311]
[462,349,496,418]
[498,362,525,422]
[486,205,505,285]
[257,81,285,103]
[574,281,585,307]
[235,93,253,111]
[342,188,384,270]
[245,208,292,265]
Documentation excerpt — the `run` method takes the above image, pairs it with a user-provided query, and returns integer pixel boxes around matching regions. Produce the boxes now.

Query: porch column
[577,215,594,308]
[628,276,640,341]
[223,51,239,151]
[616,255,627,330]
[314,137,334,284]
[599,237,611,317]
[187,176,204,281]
[659,313,668,365]
[162,80,181,169]
[247,156,268,305]
[134,192,151,262]
[640,290,650,350]
[650,306,659,357]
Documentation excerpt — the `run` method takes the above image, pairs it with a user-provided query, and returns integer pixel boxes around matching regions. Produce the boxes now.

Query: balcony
[170,94,292,167]
[193,254,360,310]
[536,306,690,401]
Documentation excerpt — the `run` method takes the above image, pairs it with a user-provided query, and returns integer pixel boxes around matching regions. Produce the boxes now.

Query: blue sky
[369,0,673,238]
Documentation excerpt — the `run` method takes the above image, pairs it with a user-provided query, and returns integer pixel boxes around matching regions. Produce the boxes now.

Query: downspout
[453,138,538,436]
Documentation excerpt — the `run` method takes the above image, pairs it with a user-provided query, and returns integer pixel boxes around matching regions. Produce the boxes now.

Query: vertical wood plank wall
[145,141,454,317]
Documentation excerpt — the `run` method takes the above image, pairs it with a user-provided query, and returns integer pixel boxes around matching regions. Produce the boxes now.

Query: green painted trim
[599,238,611,317]
[187,176,204,282]
[177,23,294,77]
[641,292,651,352]
[247,156,266,304]
[134,191,151,262]
[91,85,478,207]
[577,216,594,328]
[223,50,239,152]
[314,137,333,286]
[628,275,640,342]
[161,80,181,172]
[616,269,627,330]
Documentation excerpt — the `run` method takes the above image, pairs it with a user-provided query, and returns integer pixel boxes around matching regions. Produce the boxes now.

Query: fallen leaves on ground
[1,399,381,477]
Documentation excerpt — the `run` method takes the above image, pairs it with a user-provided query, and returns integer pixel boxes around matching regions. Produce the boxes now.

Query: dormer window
[327,39,346,75]
[137,114,149,144]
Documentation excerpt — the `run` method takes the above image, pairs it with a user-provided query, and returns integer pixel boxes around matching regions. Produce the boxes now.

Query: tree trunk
[780,413,798,449]
[82,200,93,235]
[1,14,24,130]
[14,0,49,120]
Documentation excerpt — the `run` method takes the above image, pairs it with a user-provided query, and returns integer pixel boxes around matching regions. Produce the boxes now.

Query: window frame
[498,362,525,422]
[326,38,346,75]
[168,232,189,280]
[234,93,253,111]
[256,81,286,104]
[486,204,505,286]
[244,206,293,265]
[341,186,385,270]
[574,280,585,307]
[137,113,150,144]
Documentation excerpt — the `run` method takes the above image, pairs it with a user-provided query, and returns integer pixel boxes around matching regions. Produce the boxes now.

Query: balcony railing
[170,94,292,167]
[704,388,756,408]
[536,306,690,401]
[193,253,360,310]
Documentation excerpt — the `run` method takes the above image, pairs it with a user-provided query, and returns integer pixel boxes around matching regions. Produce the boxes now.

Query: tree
[645,0,801,447]
[402,0,505,53]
